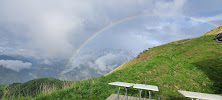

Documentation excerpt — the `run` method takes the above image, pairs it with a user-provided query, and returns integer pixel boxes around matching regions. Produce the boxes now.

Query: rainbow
[58,14,220,79]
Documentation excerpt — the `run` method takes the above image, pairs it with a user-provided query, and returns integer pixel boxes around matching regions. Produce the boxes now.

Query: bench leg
[139,89,143,100]
[125,87,128,100]
[149,91,151,100]
[145,90,147,100]
[116,86,120,100]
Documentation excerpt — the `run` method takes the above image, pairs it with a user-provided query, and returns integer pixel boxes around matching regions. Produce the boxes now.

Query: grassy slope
[30,35,222,100]
[105,25,222,76]
[0,85,7,98]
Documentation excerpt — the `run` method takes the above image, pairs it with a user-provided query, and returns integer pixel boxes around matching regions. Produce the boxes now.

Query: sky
[0,0,222,77]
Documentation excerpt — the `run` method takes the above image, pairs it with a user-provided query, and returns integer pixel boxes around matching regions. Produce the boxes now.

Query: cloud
[152,0,187,15]
[0,60,32,72]
[85,15,215,54]
[94,53,123,71]
[65,49,136,75]
[42,59,52,65]
[0,0,160,59]
[0,0,94,58]
[0,0,220,59]
[183,0,222,16]
[82,53,127,74]
[199,13,222,22]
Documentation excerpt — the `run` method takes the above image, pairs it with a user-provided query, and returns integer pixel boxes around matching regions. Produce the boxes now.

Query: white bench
[109,82,134,100]
[178,90,222,100]
[133,84,159,100]
[109,82,159,100]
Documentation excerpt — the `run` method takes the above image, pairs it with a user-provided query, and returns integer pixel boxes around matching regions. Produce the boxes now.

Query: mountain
[1,26,222,99]
[0,78,73,99]
[0,65,33,85]
[0,55,67,85]
[0,48,136,85]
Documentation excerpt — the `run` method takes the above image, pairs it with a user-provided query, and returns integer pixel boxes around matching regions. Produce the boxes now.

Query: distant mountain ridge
[0,55,66,85]
[0,48,136,85]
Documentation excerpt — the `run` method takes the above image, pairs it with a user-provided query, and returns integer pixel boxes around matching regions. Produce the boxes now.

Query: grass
[0,85,7,98]
[1,28,222,100]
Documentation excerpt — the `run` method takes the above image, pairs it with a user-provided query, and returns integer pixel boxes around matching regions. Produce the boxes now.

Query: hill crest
[106,26,222,76]
[203,26,222,36]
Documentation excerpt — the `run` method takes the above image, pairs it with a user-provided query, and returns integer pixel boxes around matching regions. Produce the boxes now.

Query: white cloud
[0,60,32,72]
[0,0,158,58]
[152,0,187,15]
[42,59,52,65]
[1,0,219,59]
[199,13,222,22]
[65,50,135,75]
[0,0,94,58]
[95,53,120,71]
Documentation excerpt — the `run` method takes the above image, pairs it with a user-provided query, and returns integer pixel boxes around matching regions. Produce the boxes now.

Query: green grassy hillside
[35,35,222,100]
[1,27,222,100]
[0,85,7,99]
